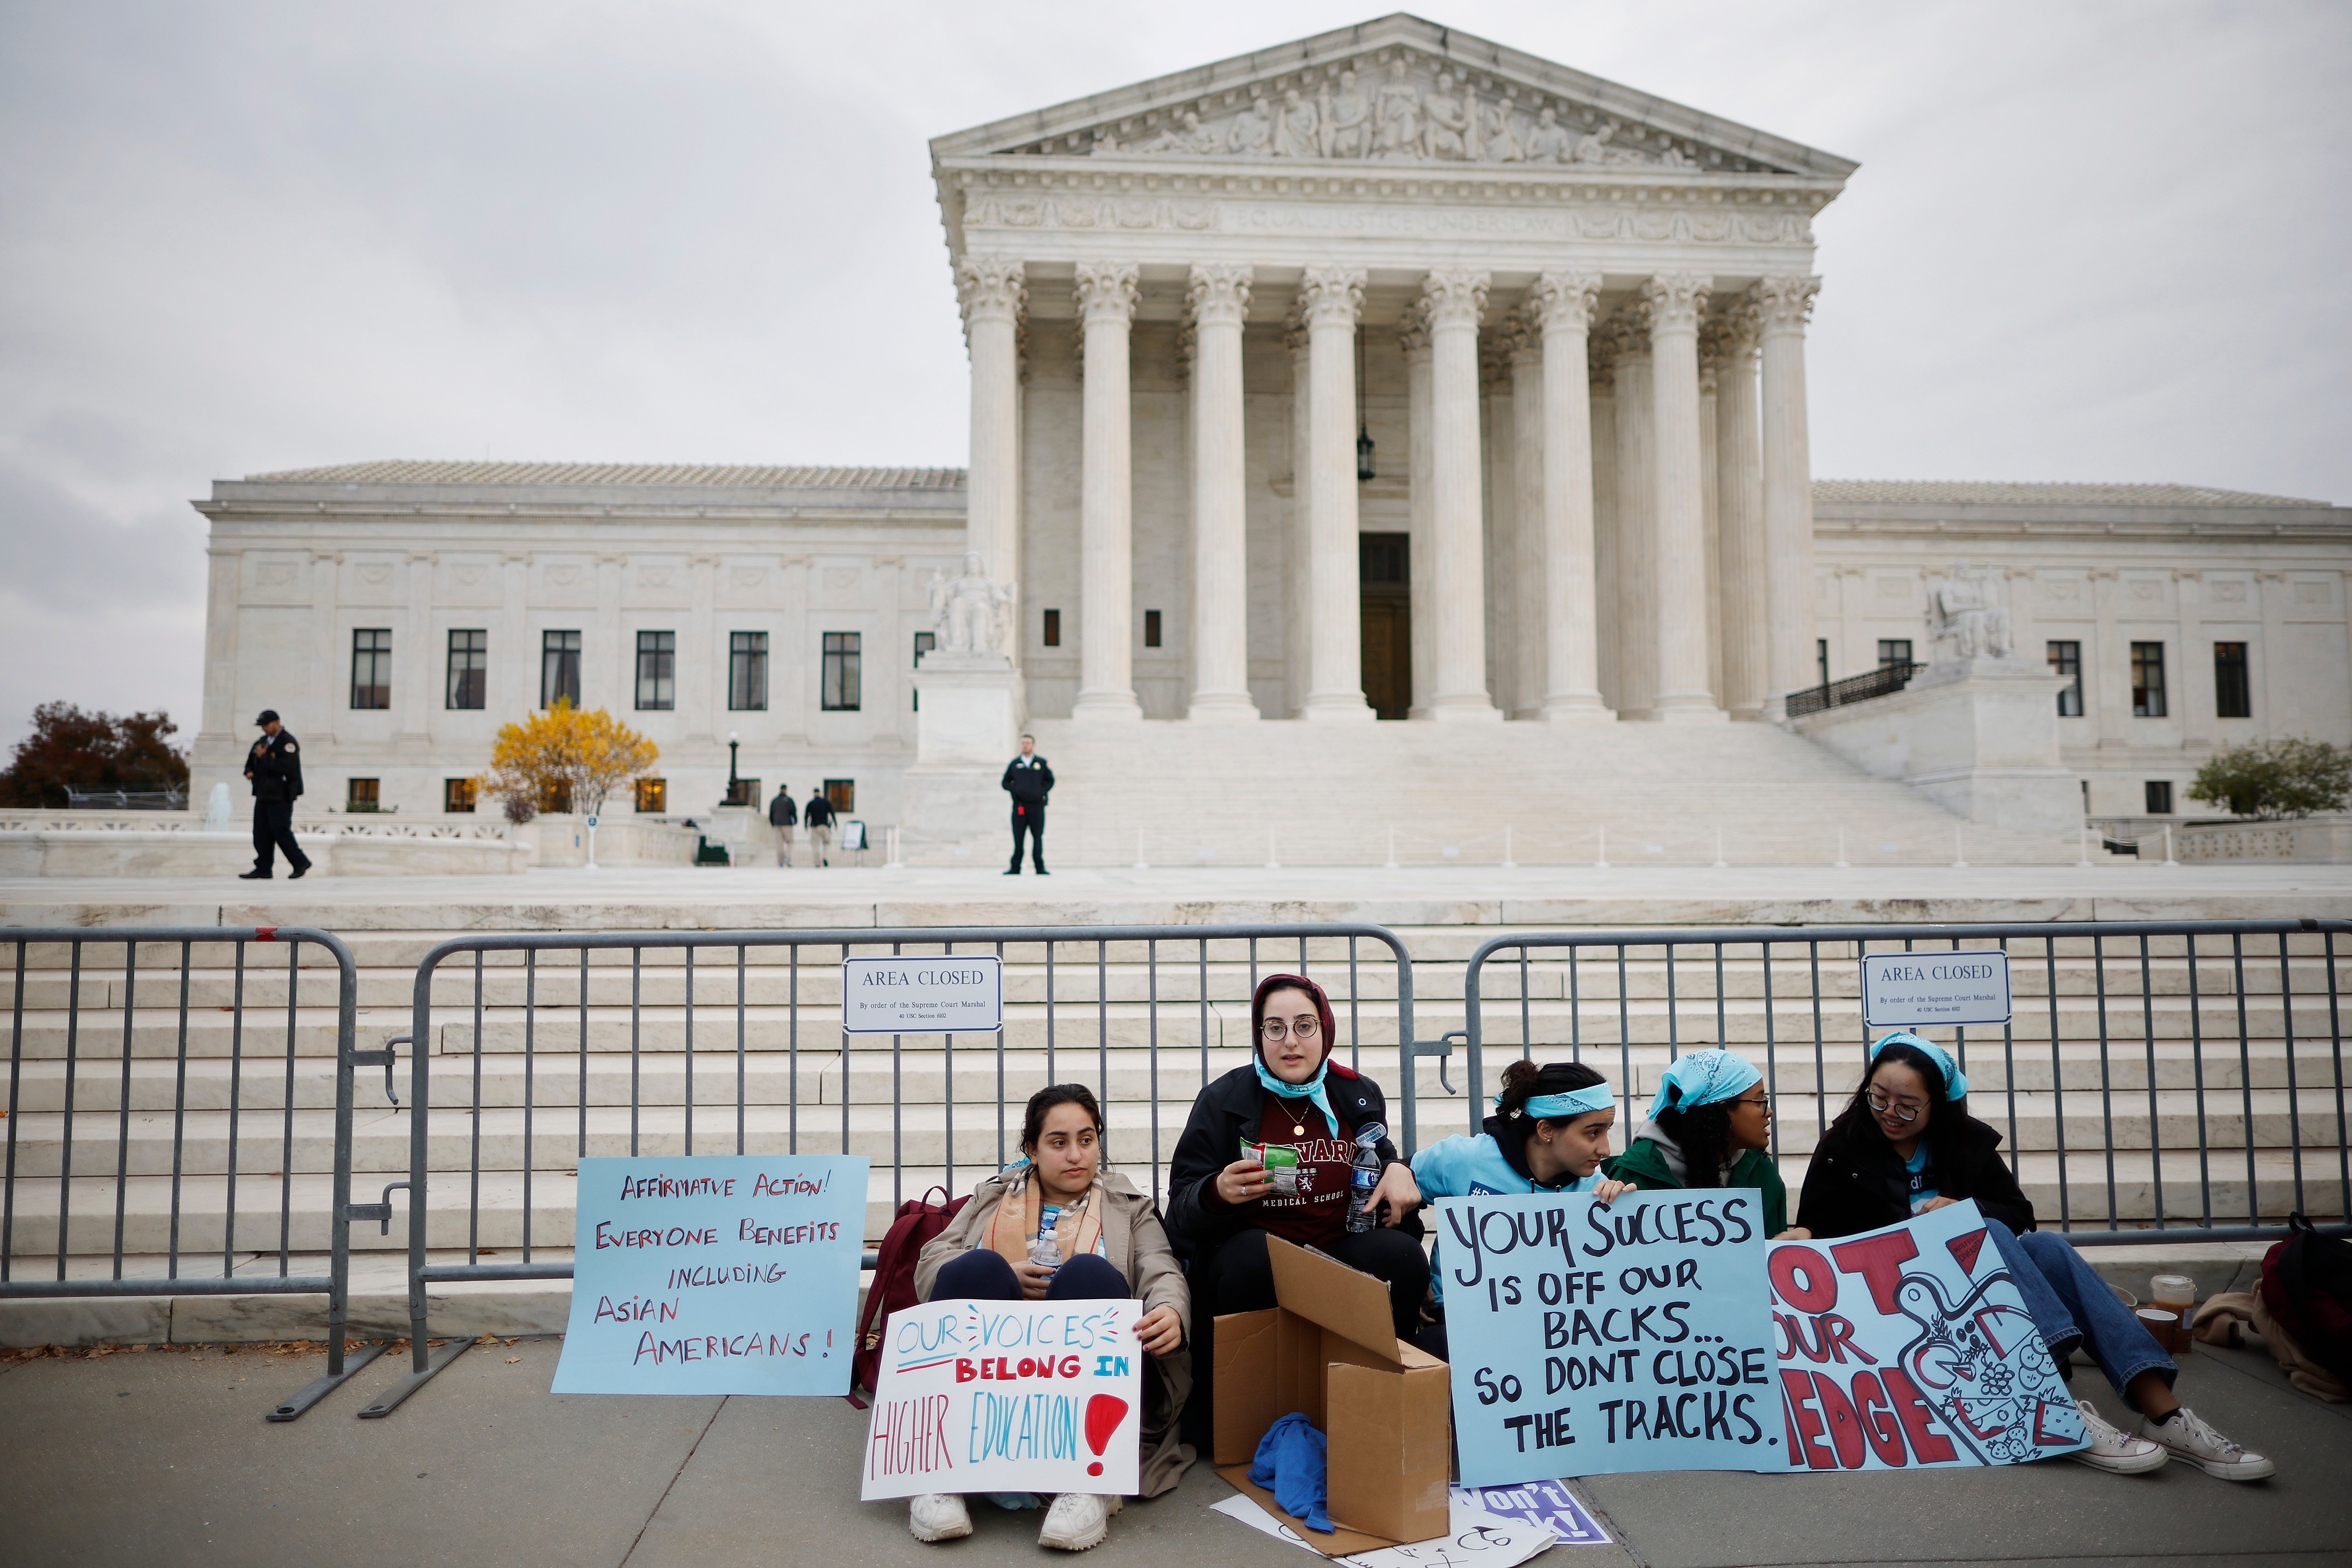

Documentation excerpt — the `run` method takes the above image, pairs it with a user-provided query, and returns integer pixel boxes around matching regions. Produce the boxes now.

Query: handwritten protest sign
[1770,1200,2085,1470]
[1437,1191,1776,1486]
[861,1297,1144,1501]
[552,1153,866,1396]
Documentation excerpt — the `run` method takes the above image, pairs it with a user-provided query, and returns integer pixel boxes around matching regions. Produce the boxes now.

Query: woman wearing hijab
[1607,1047,1804,1239]
[1798,1032,2274,1483]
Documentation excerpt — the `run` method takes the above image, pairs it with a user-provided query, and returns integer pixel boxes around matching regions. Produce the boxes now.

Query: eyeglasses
[1866,1089,1924,1123]
[1732,1093,1771,1111]
[1261,1016,1321,1042]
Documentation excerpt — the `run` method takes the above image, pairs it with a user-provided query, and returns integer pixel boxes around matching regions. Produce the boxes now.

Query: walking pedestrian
[1002,733,1051,875]
[767,783,797,867]
[804,788,835,866]
[238,709,312,880]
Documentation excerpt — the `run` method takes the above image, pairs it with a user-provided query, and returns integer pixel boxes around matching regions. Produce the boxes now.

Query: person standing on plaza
[766,782,797,867]
[803,787,835,866]
[1001,733,1052,875]
[238,709,311,880]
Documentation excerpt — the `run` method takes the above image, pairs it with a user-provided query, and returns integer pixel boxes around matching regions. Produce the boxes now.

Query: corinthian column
[1300,266,1373,720]
[1756,275,1822,719]
[1643,273,1722,721]
[1528,273,1608,720]
[1072,262,1142,721]
[1611,316,1657,717]
[1713,303,1768,718]
[1507,315,1544,717]
[1422,268,1498,720]
[956,259,1025,593]
[1400,304,1434,718]
[1186,264,1257,721]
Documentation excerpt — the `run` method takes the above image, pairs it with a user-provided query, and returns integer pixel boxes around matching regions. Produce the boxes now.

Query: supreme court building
[189,16,2352,843]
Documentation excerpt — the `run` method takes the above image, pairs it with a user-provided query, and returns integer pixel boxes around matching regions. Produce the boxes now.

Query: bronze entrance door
[1359,532,1411,720]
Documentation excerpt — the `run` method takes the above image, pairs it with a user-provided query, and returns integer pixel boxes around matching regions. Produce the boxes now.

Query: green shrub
[2187,737,2352,820]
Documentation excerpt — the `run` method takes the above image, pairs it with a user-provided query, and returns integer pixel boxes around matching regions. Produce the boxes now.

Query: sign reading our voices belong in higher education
[1861,950,2011,1029]
[842,955,1003,1035]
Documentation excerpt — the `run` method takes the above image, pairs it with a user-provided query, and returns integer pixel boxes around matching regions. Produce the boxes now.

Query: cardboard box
[1212,1236,1450,1556]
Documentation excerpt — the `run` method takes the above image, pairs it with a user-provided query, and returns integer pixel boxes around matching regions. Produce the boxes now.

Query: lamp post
[726,731,741,806]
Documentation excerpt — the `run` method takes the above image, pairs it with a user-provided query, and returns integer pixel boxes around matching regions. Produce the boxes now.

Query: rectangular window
[728,631,768,711]
[912,631,935,712]
[350,629,392,710]
[1144,609,1163,648]
[1876,638,1912,669]
[538,778,573,814]
[445,629,487,710]
[2047,640,2083,717]
[2145,780,2174,815]
[726,775,759,808]
[541,630,581,709]
[634,777,667,813]
[824,778,855,814]
[443,777,477,814]
[1043,609,1061,648]
[822,632,861,711]
[2214,641,2251,719]
[635,630,676,711]
[1816,637,1830,689]
[347,777,380,811]
[2131,640,2167,717]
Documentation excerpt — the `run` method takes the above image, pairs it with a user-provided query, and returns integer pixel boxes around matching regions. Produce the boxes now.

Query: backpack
[851,1185,968,1405]
[2261,1212,2352,1388]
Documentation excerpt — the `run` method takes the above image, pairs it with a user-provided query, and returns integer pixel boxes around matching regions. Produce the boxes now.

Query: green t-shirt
[1604,1137,1788,1238]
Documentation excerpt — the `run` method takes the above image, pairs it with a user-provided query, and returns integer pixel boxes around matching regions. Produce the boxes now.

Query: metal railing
[1785,660,1923,717]
[361,922,1417,1415]
[1451,919,2350,1247]
[1,926,377,1419]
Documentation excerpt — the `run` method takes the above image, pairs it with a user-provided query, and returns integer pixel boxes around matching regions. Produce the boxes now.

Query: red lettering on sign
[1770,1245,1839,1314]
[1829,1229,1923,1316]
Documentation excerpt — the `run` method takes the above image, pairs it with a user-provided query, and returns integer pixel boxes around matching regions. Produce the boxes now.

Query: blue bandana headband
[1871,1031,1970,1100]
[1255,1055,1338,1131]
[1496,1083,1616,1119]
[1646,1049,1764,1121]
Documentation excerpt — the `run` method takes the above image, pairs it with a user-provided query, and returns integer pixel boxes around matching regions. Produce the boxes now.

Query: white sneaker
[2144,1406,2277,1481]
[1037,1492,1119,1552]
[2067,1396,2169,1474]
[908,1493,972,1542]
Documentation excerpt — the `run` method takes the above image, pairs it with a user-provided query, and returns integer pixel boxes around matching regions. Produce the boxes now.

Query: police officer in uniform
[1001,733,1052,875]
[239,710,311,879]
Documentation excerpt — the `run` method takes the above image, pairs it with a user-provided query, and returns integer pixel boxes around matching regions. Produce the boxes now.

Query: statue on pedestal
[1925,561,2015,663]
[926,553,1014,658]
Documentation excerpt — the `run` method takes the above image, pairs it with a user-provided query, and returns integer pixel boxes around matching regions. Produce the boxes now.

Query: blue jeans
[1984,1220,2175,1409]
[930,1248,1128,1302]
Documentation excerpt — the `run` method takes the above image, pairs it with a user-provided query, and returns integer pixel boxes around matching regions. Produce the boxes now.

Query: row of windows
[348,629,885,713]
[1834,637,2257,721]
[350,776,859,814]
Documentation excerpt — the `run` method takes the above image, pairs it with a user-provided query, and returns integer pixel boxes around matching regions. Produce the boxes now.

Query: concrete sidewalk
[1,1334,2345,1568]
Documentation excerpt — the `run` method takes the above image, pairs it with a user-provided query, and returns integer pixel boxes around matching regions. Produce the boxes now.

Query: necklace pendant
[1292,1124,1304,1137]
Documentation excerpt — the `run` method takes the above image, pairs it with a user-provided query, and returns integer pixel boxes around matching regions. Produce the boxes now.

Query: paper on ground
[1449,1480,1611,1545]
[1211,1491,1558,1566]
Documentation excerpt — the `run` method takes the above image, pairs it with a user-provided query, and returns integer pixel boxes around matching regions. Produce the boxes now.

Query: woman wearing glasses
[1606,1048,1806,1240]
[1797,1032,2273,1482]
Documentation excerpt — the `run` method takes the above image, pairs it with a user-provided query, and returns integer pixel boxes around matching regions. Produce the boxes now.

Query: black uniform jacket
[767,793,797,827]
[1163,1062,1412,1263]
[1002,756,1053,805]
[803,796,835,827]
[1795,1108,2036,1240]
[244,730,304,802]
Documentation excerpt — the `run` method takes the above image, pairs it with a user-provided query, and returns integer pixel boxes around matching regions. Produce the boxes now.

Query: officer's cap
[254,710,280,726]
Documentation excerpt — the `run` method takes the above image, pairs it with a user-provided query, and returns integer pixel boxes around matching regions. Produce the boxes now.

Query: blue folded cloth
[1249,1412,1332,1533]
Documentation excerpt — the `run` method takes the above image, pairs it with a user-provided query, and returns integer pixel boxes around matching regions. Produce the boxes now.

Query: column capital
[1751,274,1822,334]
[955,258,1026,330]
[1421,268,1489,330]
[1185,263,1253,328]
[1073,262,1140,326]
[1282,308,1310,356]
[1297,264,1366,328]
[1396,298,1432,357]
[1639,273,1714,336]
[1500,305,1541,364]
[1527,271,1602,335]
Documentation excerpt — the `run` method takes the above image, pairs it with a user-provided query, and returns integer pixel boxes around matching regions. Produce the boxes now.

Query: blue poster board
[553,1153,868,1395]
[1437,1191,1778,1486]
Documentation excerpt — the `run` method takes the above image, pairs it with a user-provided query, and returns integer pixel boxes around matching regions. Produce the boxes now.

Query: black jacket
[803,796,835,828]
[243,730,304,802]
[767,793,797,827]
[1795,1108,2036,1240]
[1002,755,1053,805]
[1163,1062,1409,1262]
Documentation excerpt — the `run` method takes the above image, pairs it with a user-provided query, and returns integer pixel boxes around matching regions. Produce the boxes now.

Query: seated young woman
[1606,1047,1806,1239]
[909,1084,1192,1552]
[1402,1059,1633,1359]
[1165,975,1429,1402]
[1798,1031,2273,1482]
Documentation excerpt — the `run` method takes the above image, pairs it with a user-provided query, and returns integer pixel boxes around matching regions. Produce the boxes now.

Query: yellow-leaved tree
[477,699,658,823]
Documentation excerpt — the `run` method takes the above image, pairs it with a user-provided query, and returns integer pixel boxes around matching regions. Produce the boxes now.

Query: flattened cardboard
[1216,1468,1398,1559]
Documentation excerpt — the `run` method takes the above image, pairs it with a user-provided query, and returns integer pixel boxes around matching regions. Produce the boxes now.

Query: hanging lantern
[1356,425,1376,482]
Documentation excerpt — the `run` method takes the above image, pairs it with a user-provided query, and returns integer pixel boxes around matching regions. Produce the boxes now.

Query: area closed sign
[842,956,1003,1035]
[1861,950,2011,1028]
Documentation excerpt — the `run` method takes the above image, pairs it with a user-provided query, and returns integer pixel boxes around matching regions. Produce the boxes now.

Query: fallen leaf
[505,1357,521,1364]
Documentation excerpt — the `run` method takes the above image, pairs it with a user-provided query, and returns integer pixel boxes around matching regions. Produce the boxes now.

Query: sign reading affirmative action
[862,1297,1145,1500]
[1861,950,2011,1029]
[841,955,1003,1035]
[1436,1191,1777,1487]
[552,1153,867,1396]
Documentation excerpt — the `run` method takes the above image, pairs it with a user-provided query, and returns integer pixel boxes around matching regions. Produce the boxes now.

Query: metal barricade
[1444,919,2348,1246]
[1,925,377,1419]
[360,922,1415,1415]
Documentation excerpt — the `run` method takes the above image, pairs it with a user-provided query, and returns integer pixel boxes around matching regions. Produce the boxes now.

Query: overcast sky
[3,0,2346,752]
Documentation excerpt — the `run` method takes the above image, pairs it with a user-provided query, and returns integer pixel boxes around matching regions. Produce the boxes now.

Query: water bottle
[1344,1121,1389,1233]
[1029,1204,1064,1271]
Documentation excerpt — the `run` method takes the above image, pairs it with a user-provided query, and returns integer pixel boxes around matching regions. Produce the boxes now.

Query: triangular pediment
[931,13,1853,180]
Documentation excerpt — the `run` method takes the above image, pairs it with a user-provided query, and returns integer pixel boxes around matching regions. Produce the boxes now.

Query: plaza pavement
[2,1331,2346,1568]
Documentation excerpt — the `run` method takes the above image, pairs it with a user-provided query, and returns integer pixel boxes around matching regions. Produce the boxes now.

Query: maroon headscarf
[1251,973,1340,1075]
